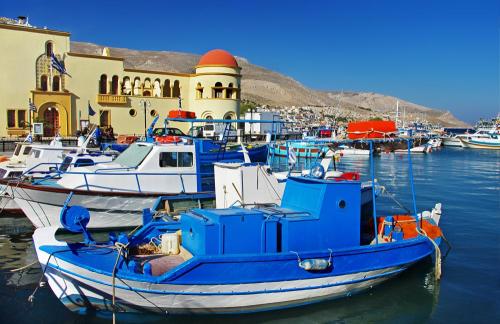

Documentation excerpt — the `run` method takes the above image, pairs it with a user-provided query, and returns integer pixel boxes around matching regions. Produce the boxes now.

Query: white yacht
[3,139,268,228]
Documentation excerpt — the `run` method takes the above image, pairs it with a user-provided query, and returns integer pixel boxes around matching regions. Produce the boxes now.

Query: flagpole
[28,98,32,134]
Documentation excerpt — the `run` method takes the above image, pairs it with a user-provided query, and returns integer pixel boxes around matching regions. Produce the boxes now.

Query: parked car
[152,127,186,137]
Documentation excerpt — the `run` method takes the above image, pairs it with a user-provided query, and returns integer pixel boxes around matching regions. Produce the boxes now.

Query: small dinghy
[32,140,446,316]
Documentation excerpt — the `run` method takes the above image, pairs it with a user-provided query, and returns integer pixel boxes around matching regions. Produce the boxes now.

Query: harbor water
[0,147,498,323]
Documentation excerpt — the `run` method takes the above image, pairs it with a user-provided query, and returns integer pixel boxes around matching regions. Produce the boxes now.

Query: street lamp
[139,99,151,137]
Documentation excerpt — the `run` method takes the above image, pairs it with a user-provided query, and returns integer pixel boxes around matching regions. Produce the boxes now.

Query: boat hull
[5,181,213,228]
[34,227,436,315]
[459,138,500,150]
[441,137,462,147]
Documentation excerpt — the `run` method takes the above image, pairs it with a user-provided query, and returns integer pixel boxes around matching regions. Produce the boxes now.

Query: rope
[111,242,128,324]
[28,251,58,303]
[417,228,442,280]
[10,260,38,273]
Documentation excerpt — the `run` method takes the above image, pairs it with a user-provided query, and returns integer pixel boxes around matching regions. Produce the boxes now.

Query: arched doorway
[43,107,59,136]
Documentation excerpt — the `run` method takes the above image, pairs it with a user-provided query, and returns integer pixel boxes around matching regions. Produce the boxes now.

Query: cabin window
[8,171,22,178]
[13,144,22,156]
[7,110,15,128]
[59,156,73,172]
[113,143,152,168]
[74,159,95,167]
[159,152,193,168]
[32,150,41,158]
[22,146,32,155]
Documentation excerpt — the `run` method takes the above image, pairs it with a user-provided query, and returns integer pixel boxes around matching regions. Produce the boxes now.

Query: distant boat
[458,135,500,150]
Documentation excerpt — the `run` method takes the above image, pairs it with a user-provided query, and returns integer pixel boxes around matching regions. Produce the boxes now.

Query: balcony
[97,94,128,105]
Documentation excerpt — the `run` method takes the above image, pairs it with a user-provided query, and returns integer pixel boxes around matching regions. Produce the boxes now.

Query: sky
[2,0,499,123]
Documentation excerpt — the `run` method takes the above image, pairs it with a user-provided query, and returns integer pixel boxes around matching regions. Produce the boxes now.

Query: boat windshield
[113,143,152,168]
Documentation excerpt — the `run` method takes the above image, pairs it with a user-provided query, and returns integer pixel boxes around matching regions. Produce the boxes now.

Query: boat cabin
[55,138,267,193]
[182,176,373,255]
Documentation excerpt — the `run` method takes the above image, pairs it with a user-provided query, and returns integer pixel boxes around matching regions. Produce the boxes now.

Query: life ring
[156,135,182,143]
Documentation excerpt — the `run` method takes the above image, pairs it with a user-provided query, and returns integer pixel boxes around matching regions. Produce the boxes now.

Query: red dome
[198,49,238,68]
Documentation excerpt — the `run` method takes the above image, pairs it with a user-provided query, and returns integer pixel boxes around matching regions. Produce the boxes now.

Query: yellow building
[0,18,241,137]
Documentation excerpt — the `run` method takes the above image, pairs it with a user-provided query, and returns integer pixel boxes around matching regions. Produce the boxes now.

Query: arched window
[111,75,119,95]
[40,75,48,91]
[224,112,233,120]
[52,76,60,91]
[143,78,151,96]
[153,79,161,97]
[45,41,53,57]
[163,79,171,97]
[99,74,107,94]
[172,80,180,98]
[226,82,234,99]
[196,82,203,99]
[122,76,131,95]
[213,82,223,98]
[133,77,141,95]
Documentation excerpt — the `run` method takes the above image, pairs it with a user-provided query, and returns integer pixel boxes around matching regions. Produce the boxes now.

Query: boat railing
[28,167,213,193]
[21,160,114,176]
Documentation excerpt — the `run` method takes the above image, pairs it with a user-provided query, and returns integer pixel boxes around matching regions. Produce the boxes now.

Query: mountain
[70,42,468,127]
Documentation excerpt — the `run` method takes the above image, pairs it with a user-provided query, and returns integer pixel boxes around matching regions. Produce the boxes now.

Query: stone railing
[97,94,128,105]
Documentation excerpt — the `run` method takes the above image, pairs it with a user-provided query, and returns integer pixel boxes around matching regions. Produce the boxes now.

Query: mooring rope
[417,228,442,280]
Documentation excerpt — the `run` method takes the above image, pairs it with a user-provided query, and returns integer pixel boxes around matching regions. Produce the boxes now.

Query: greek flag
[51,53,67,75]
[288,146,297,165]
[88,102,96,116]
[24,132,33,143]
[29,100,37,112]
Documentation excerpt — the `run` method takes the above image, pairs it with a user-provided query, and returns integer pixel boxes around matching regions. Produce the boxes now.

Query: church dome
[197,49,238,68]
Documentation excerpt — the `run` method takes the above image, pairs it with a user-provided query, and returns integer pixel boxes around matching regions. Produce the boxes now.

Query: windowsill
[119,94,179,99]
[196,98,238,101]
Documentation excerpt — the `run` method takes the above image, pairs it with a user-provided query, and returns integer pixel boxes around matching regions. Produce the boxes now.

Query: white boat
[0,141,115,213]
[456,129,498,147]
[458,135,500,150]
[3,139,267,228]
[441,135,462,147]
[337,144,371,156]
[394,144,431,154]
[427,138,442,148]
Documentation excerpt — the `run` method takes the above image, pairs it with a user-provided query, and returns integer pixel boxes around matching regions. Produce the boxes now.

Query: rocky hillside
[71,42,468,127]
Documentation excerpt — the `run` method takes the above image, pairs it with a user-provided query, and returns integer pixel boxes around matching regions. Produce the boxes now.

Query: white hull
[338,149,371,156]
[0,183,20,211]
[394,145,429,154]
[459,138,500,150]
[11,185,159,228]
[34,228,402,315]
[441,137,462,147]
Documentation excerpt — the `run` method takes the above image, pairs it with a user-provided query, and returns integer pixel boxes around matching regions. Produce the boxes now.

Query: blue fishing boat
[32,140,445,316]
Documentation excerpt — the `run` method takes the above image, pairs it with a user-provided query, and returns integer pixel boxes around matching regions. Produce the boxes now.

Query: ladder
[216,123,231,161]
